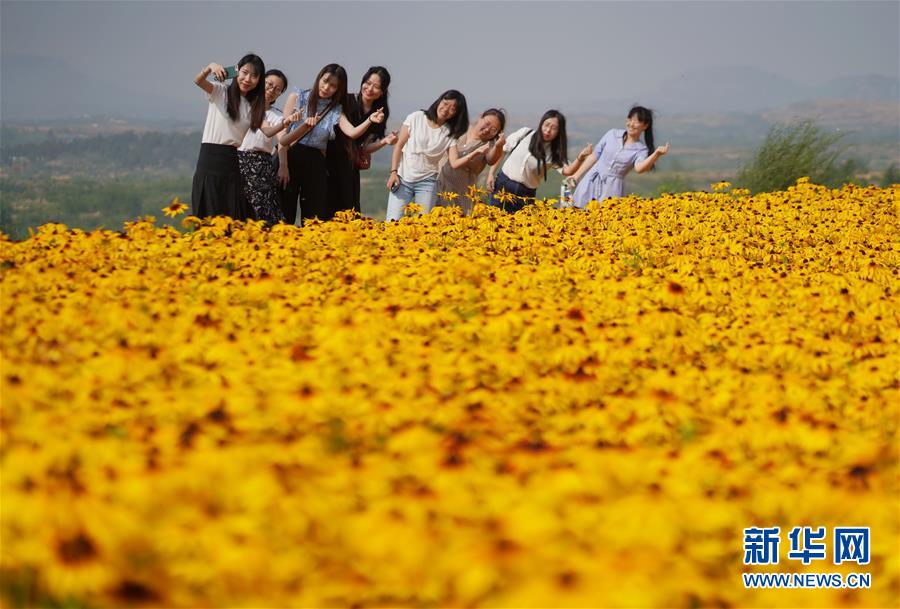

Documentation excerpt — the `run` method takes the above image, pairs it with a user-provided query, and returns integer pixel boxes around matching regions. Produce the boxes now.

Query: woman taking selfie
[191,54,267,220]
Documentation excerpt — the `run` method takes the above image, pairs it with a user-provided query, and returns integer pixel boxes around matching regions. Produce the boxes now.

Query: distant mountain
[810,74,900,102]
[2,57,897,124]
[644,66,806,113]
[643,66,899,114]
[0,54,195,121]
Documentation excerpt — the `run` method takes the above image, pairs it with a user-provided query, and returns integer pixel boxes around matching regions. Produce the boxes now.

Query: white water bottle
[560,179,573,208]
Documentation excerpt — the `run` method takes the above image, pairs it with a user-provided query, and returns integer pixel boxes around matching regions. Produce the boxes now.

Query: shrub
[736,120,863,192]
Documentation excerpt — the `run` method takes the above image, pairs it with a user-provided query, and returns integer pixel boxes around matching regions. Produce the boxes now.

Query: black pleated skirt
[191,143,252,220]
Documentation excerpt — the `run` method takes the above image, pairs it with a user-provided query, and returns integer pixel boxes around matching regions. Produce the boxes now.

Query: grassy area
[0,176,191,240]
[0,166,764,238]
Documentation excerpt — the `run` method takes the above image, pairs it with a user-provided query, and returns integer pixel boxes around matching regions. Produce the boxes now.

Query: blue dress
[573,129,649,207]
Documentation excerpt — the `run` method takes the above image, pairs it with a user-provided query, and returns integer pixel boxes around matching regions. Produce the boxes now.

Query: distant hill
[511,67,900,117]
[810,74,900,102]
[2,55,897,122]
[643,66,899,114]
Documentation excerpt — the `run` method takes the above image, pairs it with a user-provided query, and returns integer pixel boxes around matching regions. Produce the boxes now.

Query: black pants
[326,139,361,216]
[280,144,329,224]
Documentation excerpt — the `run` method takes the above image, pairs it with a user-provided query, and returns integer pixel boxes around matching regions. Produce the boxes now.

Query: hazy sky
[1,0,898,119]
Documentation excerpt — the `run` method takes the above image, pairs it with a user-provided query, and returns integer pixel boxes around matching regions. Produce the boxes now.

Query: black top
[333,93,387,155]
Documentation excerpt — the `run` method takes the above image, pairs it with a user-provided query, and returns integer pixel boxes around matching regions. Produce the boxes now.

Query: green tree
[736,120,864,193]
[881,163,900,187]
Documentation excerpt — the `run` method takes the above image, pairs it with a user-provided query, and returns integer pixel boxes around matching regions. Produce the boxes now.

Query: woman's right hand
[278,163,291,188]
[386,172,400,191]
[304,113,322,129]
[207,63,226,81]
[486,174,496,191]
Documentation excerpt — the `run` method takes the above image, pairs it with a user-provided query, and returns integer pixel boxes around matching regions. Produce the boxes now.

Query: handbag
[351,144,371,170]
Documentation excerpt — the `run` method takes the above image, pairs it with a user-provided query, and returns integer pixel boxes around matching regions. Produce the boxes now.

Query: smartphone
[223,65,238,80]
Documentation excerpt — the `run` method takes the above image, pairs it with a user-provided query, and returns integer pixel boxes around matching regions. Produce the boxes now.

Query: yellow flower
[162,197,189,217]
[0,183,897,608]
[710,181,732,192]
[495,189,514,204]
[465,185,488,204]
[438,191,459,203]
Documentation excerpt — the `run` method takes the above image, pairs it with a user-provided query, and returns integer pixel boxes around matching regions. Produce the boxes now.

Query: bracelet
[390,169,398,174]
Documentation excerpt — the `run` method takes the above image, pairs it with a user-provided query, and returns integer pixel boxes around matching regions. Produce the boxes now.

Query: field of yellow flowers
[1,180,898,608]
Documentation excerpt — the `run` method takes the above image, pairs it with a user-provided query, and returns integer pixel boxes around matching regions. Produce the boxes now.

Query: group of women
[191,54,670,225]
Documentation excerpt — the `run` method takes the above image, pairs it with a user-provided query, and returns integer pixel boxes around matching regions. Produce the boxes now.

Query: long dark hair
[354,66,390,139]
[334,66,392,159]
[529,109,568,182]
[625,105,655,153]
[226,53,266,130]
[423,90,469,139]
[307,63,348,119]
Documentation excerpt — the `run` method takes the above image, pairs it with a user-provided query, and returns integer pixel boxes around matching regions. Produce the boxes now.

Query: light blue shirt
[286,88,342,151]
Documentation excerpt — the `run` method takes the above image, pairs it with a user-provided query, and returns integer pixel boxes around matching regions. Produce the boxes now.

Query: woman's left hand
[656,143,670,156]
[370,108,385,124]
[277,163,291,188]
[383,131,399,146]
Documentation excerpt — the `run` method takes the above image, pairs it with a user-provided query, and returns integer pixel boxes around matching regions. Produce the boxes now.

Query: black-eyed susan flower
[162,197,189,217]
[0,179,896,608]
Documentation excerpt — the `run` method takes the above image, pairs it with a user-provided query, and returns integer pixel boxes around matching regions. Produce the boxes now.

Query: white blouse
[238,108,283,153]
[201,82,252,147]
[500,127,562,189]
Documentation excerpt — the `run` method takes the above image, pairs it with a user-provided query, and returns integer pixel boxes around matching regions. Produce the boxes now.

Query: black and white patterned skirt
[237,150,285,224]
